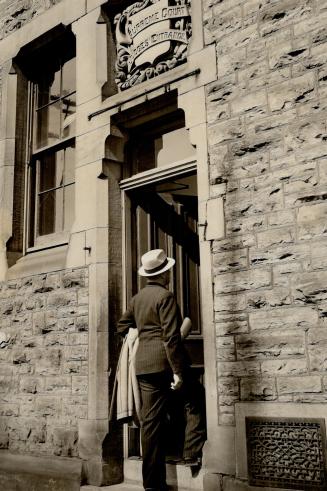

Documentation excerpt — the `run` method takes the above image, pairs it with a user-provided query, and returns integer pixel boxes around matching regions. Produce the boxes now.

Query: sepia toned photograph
[0,0,326,490]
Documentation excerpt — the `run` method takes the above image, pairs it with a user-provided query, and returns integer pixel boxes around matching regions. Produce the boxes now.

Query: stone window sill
[7,244,69,280]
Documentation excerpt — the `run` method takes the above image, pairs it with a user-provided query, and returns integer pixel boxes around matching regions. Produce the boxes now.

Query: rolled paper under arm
[180,317,192,340]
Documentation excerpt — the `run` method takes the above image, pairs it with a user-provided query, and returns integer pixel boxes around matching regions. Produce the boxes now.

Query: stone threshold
[81,460,204,491]
[81,484,142,491]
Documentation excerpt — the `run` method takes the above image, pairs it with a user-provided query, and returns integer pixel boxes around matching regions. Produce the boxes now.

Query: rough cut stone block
[256,227,295,248]
[63,361,88,375]
[71,376,87,395]
[43,332,68,347]
[297,202,327,240]
[213,249,248,274]
[204,5,243,44]
[252,108,297,136]
[68,333,88,346]
[34,349,62,376]
[311,241,327,270]
[47,291,77,308]
[45,376,71,394]
[240,377,277,401]
[236,330,305,360]
[214,293,247,312]
[259,0,313,37]
[218,48,246,77]
[20,377,44,394]
[0,376,13,394]
[217,348,236,361]
[246,287,292,310]
[0,404,19,417]
[249,307,318,330]
[261,359,308,376]
[308,328,327,371]
[250,243,310,267]
[215,317,249,335]
[269,39,305,69]
[231,90,267,116]
[218,361,261,377]
[268,72,315,112]
[278,376,322,395]
[292,271,327,303]
[288,115,326,143]
[65,346,88,362]
[212,234,256,253]
[75,316,88,332]
[268,209,296,227]
[226,214,266,235]
[214,269,271,294]
[208,117,244,146]
[273,261,303,287]
[62,270,85,288]
[218,377,239,396]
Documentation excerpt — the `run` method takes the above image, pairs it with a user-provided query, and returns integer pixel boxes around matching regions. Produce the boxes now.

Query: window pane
[36,101,61,148]
[38,188,63,236]
[39,154,55,192]
[62,58,76,96]
[64,185,75,230]
[62,93,76,140]
[155,127,195,167]
[64,144,75,185]
[39,151,64,192]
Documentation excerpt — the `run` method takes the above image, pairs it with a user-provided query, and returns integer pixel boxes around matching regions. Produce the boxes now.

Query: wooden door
[126,173,204,460]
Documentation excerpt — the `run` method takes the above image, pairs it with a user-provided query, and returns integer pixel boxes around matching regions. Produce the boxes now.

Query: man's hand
[171,373,183,391]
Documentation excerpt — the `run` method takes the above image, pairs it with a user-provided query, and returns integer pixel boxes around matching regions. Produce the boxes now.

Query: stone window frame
[19,30,77,252]
[0,0,85,281]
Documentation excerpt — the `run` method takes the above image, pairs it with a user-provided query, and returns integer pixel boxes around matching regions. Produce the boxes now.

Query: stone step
[0,451,82,491]
[81,484,142,491]
[81,460,204,491]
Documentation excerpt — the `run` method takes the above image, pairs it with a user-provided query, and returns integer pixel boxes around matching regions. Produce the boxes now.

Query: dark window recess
[246,417,327,489]
[12,28,76,249]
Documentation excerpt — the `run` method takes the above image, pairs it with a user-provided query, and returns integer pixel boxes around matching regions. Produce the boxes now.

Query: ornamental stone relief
[114,0,192,91]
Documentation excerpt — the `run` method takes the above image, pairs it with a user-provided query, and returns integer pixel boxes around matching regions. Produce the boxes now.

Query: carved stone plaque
[114,0,192,91]
[246,417,327,489]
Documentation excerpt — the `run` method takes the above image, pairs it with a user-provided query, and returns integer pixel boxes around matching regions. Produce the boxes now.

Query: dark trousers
[137,371,206,491]
[138,372,171,491]
[180,372,206,459]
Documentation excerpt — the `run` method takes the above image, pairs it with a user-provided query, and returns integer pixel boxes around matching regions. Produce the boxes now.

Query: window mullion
[59,61,63,140]
[62,147,66,231]
[24,82,36,253]
[34,160,41,244]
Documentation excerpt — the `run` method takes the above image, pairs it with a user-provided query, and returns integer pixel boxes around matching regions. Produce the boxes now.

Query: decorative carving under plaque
[246,417,327,489]
[114,0,192,91]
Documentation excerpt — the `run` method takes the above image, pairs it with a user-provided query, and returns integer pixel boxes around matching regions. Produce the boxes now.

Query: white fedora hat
[138,249,175,277]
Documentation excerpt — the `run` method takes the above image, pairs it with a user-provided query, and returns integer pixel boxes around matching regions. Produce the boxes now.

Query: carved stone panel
[246,417,327,489]
[114,0,192,91]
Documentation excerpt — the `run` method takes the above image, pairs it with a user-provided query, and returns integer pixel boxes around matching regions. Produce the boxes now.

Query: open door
[123,172,204,461]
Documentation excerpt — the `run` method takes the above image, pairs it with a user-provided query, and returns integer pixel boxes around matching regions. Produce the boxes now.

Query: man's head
[138,249,175,279]
[146,269,170,286]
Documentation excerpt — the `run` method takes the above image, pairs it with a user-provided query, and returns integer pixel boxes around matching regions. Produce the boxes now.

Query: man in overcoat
[117,249,206,491]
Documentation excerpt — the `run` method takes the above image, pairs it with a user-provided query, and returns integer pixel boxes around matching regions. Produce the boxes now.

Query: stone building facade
[1,0,327,490]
